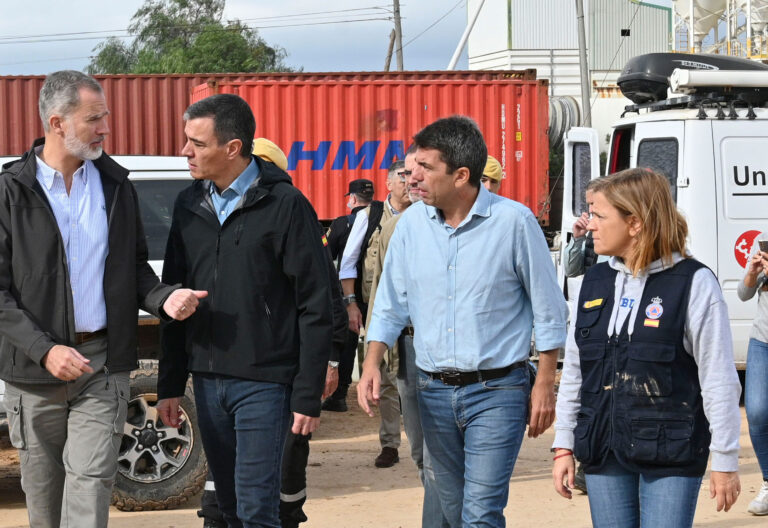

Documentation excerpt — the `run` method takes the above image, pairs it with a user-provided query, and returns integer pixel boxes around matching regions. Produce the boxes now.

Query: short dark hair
[183,94,255,158]
[353,192,372,204]
[412,115,487,187]
[387,159,405,179]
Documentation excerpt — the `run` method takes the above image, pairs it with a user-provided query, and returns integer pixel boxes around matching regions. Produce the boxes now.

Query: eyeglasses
[397,170,412,183]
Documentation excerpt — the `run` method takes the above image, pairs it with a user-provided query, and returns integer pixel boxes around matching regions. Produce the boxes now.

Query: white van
[559,53,768,369]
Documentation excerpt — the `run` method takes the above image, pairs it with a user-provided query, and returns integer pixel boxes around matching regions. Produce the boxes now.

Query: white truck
[559,52,768,370]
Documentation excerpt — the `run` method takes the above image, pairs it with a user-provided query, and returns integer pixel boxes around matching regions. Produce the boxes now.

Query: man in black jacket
[157,94,334,528]
[0,70,202,528]
[322,178,374,412]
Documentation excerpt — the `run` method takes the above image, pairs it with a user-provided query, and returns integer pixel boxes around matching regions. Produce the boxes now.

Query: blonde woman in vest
[552,168,741,527]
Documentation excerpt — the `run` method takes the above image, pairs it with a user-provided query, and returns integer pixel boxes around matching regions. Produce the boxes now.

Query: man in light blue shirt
[358,116,567,527]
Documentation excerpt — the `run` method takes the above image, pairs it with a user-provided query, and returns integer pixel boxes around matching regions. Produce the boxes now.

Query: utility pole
[384,29,396,71]
[393,0,404,71]
[447,0,485,70]
[576,0,591,127]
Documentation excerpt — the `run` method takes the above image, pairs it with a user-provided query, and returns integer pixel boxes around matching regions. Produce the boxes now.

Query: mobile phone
[759,239,768,253]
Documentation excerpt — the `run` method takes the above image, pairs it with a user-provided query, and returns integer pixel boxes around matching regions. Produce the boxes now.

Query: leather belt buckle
[438,370,464,386]
[74,329,107,346]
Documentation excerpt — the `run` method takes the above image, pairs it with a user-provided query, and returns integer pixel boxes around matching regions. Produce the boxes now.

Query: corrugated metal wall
[196,78,551,222]
[511,0,579,49]
[471,49,582,97]
[0,71,535,157]
[590,0,672,70]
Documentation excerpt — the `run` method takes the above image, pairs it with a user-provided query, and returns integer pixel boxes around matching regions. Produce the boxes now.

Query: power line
[0,5,393,42]
[399,0,465,52]
[0,56,94,67]
[0,17,393,46]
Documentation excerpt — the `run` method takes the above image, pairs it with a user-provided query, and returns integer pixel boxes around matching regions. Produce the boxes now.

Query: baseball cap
[483,155,502,182]
[345,178,374,197]
[253,137,288,171]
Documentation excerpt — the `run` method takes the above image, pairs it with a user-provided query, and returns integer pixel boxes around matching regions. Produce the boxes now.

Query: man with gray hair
[339,159,412,468]
[0,70,203,528]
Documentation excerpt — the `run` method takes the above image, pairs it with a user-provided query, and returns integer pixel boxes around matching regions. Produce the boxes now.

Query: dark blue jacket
[573,258,711,477]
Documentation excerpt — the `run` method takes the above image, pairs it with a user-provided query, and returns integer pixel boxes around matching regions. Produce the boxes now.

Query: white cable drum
[549,96,581,151]
[670,68,768,91]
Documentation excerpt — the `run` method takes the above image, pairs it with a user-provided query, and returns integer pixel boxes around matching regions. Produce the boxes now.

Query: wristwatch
[328,361,339,368]
[343,294,357,306]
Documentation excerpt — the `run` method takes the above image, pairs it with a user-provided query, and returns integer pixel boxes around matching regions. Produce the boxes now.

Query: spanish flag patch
[644,319,660,328]
[583,298,604,309]
[321,235,328,247]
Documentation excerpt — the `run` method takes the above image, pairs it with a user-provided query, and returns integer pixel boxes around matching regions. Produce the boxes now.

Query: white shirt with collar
[338,195,399,280]
[35,149,109,332]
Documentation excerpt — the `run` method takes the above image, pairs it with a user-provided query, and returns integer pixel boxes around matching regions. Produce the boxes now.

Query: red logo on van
[735,230,761,268]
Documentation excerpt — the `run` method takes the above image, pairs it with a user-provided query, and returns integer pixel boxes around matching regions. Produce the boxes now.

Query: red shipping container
[0,73,267,156]
[0,70,536,158]
[192,75,550,222]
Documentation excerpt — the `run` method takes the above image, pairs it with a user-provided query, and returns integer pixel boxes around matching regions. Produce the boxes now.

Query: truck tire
[112,364,207,511]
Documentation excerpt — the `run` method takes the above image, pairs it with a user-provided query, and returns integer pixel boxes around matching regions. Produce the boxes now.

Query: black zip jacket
[0,138,176,383]
[158,156,334,417]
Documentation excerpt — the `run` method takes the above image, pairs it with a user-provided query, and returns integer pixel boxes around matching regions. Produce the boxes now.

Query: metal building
[467,0,673,149]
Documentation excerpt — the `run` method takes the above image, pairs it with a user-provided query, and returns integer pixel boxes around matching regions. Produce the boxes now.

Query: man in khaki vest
[339,160,411,467]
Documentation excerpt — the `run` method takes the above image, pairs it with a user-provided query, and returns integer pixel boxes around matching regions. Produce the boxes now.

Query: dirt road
[0,388,765,527]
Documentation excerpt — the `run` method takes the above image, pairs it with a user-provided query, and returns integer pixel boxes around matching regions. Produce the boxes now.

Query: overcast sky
[0,1,472,75]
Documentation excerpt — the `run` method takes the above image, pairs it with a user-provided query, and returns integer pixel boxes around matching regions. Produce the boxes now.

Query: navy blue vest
[573,258,711,477]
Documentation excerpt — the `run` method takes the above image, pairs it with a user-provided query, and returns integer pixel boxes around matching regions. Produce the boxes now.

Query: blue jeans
[584,456,702,528]
[397,336,450,528]
[417,366,530,528]
[193,374,291,528]
[746,337,768,480]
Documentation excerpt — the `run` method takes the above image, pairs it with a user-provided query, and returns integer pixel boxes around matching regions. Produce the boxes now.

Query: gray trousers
[378,360,401,449]
[3,337,129,528]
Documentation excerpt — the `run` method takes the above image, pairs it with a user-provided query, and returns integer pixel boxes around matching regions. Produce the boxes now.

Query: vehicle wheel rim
[117,392,194,483]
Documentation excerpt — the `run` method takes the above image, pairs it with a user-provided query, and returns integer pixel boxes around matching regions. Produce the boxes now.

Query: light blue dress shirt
[367,185,568,372]
[209,159,260,224]
[35,151,108,333]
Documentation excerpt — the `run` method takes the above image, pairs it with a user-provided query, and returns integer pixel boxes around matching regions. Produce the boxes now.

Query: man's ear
[49,115,65,136]
[226,139,244,159]
[454,166,471,186]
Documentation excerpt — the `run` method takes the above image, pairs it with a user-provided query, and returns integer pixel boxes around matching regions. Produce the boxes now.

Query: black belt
[425,360,527,386]
[400,326,414,337]
[74,329,107,345]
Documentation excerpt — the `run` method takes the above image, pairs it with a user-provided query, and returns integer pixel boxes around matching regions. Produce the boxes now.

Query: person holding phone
[739,234,768,515]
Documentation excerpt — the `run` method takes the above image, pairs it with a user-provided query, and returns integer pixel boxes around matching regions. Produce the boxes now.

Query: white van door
[560,127,599,303]
[713,120,768,368]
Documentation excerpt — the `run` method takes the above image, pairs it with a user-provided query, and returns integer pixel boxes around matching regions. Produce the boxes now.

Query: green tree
[88,0,296,74]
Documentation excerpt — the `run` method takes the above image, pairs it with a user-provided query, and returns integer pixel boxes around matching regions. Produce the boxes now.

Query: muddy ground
[0,388,765,527]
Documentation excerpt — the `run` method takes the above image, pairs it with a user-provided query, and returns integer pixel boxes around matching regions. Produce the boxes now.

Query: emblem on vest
[644,296,663,327]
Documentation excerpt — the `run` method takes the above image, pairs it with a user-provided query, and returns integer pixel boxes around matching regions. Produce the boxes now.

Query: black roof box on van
[618,53,768,104]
